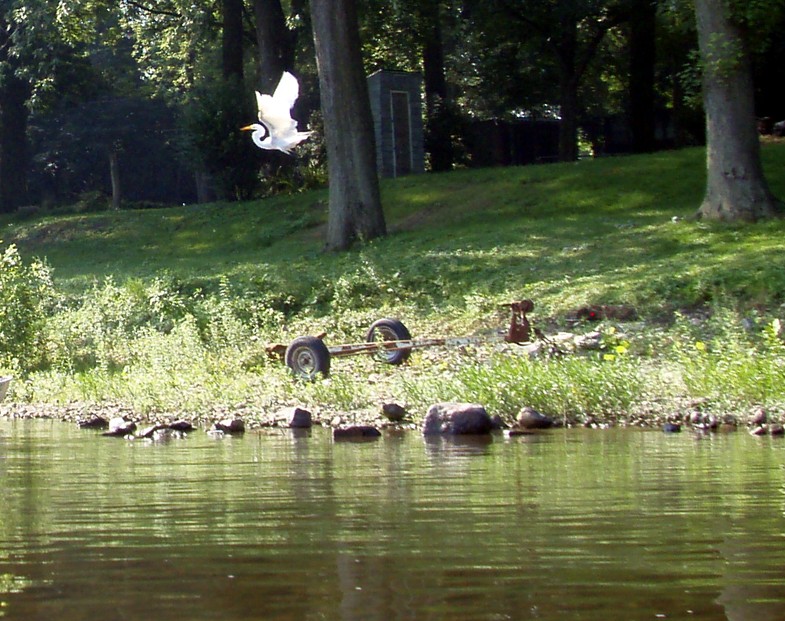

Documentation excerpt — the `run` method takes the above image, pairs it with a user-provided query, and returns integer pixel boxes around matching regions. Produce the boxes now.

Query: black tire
[285,336,331,379]
[365,318,412,365]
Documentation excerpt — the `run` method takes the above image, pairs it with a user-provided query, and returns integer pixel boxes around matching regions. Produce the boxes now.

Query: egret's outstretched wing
[245,71,311,153]
[272,71,300,111]
[255,72,300,133]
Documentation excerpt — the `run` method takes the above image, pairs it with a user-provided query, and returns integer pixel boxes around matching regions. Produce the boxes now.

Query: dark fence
[464,119,560,167]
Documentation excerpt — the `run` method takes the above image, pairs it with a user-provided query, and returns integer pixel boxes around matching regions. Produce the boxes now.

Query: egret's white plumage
[241,71,312,154]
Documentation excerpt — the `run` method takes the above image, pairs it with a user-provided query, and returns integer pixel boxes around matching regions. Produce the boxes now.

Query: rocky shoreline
[2,398,783,439]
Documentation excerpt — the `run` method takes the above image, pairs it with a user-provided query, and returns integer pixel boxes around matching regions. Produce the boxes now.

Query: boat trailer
[281,300,536,380]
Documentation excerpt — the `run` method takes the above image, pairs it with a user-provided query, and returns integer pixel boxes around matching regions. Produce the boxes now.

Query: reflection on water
[2,420,785,620]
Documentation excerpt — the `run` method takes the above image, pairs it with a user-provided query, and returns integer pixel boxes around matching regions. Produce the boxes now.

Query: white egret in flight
[241,71,312,154]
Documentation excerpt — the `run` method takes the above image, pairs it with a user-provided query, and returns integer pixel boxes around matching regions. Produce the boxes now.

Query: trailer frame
[283,300,535,380]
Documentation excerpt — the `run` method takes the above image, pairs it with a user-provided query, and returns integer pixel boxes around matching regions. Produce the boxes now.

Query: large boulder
[423,403,493,435]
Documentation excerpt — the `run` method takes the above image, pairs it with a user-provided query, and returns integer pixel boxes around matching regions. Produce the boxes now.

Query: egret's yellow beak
[240,125,254,131]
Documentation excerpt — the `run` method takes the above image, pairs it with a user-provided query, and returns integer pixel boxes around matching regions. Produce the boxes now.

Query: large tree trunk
[556,22,579,162]
[0,75,30,213]
[310,0,386,251]
[421,0,453,172]
[629,0,656,153]
[694,0,781,221]
[253,0,295,92]
[222,0,244,81]
[0,21,31,214]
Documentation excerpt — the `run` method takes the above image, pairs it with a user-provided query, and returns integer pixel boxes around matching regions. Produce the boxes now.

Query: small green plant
[670,309,785,410]
[401,352,646,425]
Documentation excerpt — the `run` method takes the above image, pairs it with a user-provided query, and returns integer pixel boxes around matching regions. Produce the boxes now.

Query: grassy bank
[2,143,785,428]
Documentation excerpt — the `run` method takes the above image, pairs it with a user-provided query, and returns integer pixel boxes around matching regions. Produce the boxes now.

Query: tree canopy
[0,0,783,225]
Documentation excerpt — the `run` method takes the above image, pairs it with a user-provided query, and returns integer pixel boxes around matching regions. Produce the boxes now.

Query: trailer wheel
[285,336,331,379]
[366,318,412,365]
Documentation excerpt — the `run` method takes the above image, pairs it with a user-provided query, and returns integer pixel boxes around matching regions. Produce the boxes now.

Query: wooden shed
[367,70,425,178]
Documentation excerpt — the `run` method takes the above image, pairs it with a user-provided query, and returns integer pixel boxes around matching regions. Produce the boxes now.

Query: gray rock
[516,406,554,430]
[333,425,381,440]
[212,418,245,434]
[423,403,493,435]
[751,407,767,426]
[78,415,109,430]
[137,423,167,439]
[103,417,137,437]
[169,419,195,432]
[279,406,312,428]
[574,331,602,350]
[490,414,507,430]
[381,403,407,422]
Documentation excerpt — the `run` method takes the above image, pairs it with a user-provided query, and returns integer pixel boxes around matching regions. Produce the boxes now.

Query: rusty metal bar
[327,299,534,358]
[327,334,505,358]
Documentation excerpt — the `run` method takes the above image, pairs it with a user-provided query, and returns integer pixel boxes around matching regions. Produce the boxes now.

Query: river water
[1,419,785,620]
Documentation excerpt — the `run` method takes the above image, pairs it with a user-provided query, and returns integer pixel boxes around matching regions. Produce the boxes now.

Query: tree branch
[121,0,181,18]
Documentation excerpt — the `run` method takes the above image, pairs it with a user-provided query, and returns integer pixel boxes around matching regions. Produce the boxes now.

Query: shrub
[0,243,55,370]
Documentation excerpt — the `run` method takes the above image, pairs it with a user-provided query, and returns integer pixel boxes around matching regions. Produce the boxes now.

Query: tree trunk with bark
[556,22,580,162]
[0,21,31,213]
[253,0,295,92]
[629,0,656,153]
[421,0,454,172]
[109,150,122,210]
[222,0,245,81]
[694,0,781,221]
[310,0,386,251]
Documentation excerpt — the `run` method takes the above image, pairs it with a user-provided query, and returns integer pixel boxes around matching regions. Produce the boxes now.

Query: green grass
[6,144,784,318]
[2,143,785,426]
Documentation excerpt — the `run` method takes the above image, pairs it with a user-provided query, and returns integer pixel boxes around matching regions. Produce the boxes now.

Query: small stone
[169,420,195,432]
[490,414,507,430]
[751,407,767,426]
[78,415,109,430]
[663,422,681,433]
[574,331,602,350]
[750,425,767,436]
[381,403,407,423]
[137,424,166,439]
[212,418,245,434]
[333,425,381,440]
[516,406,554,430]
[103,417,136,437]
[769,423,785,437]
[286,407,313,428]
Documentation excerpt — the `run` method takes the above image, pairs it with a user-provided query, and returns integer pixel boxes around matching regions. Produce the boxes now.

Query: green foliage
[0,243,55,370]
[73,191,110,213]
[2,146,785,421]
[401,350,645,424]
[670,308,785,409]
[729,0,785,52]
[180,78,259,200]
